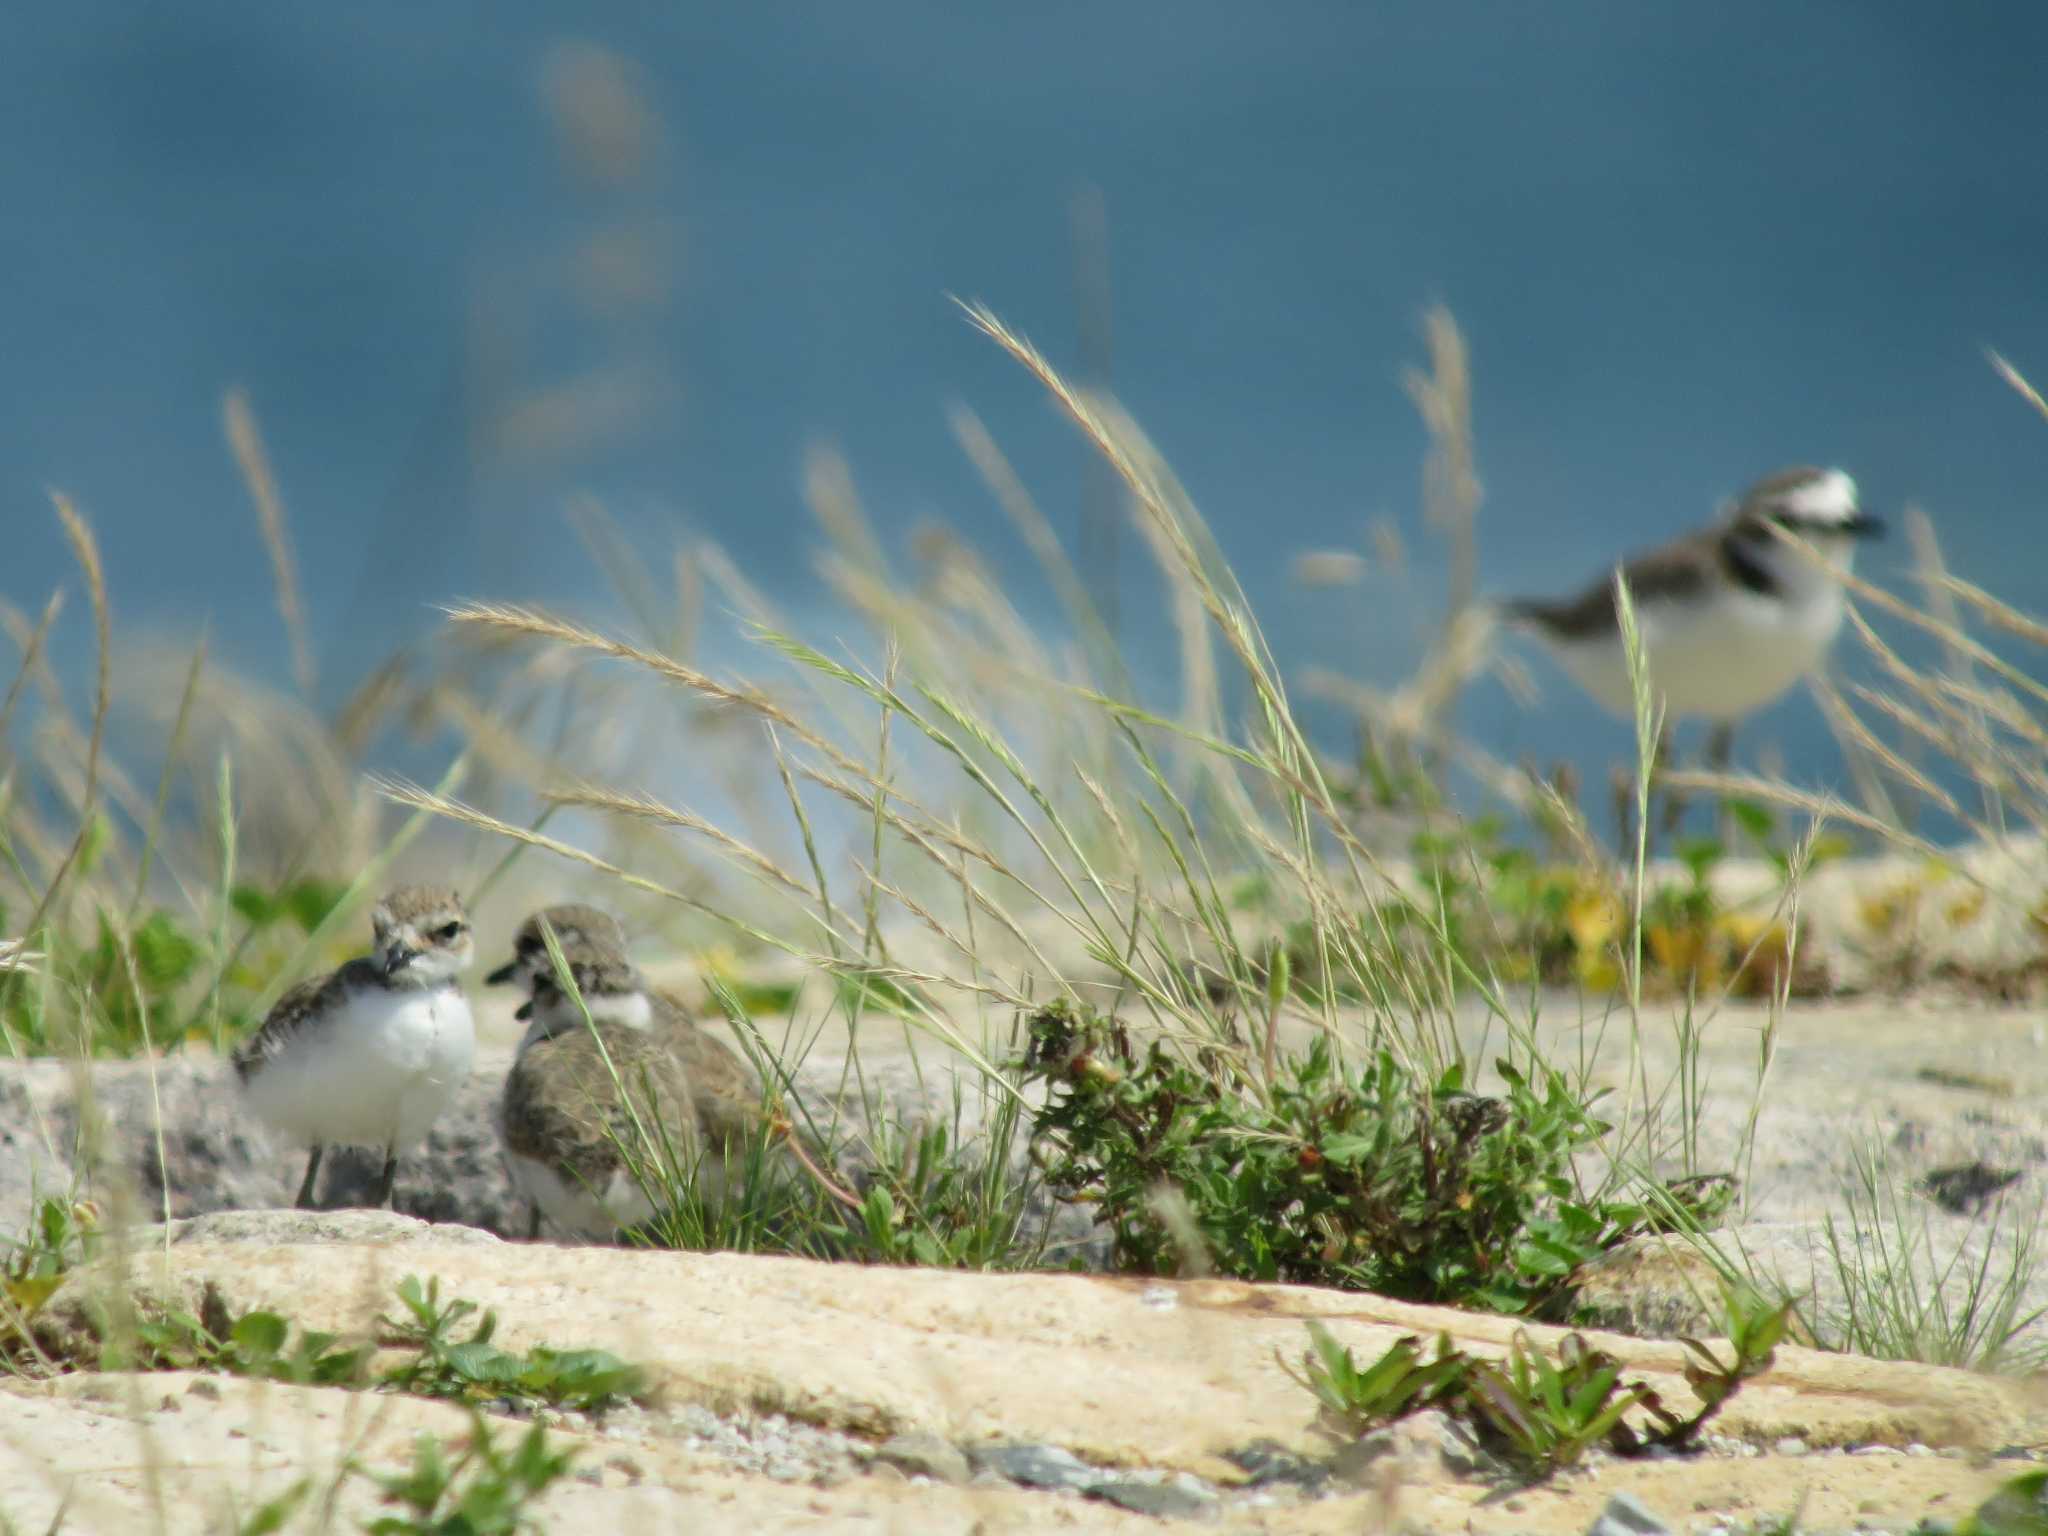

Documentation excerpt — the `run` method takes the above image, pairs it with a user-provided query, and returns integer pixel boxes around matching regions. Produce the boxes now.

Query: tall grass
[3,303,2047,1377]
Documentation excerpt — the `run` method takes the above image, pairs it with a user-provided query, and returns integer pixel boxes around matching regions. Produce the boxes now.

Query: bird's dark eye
[435,921,465,942]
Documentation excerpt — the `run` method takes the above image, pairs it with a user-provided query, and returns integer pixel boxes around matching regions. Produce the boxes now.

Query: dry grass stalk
[223,388,315,698]
[1988,348,2048,427]
[544,781,813,898]
[1403,303,1483,629]
[0,590,65,749]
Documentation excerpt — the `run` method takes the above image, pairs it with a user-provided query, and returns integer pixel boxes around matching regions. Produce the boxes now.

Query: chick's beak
[1846,512,1886,539]
[484,958,519,986]
[381,942,419,978]
[514,997,535,1021]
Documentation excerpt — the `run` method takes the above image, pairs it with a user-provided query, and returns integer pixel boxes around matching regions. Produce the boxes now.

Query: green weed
[377,1275,645,1413]
[1021,998,1690,1314]
[1291,1277,1793,1480]
[358,1412,574,1536]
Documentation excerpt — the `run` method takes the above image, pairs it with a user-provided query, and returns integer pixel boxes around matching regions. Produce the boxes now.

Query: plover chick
[488,904,766,1210]
[498,933,700,1241]
[235,885,476,1210]
[1501,466,1883,768]
[483,903,627,992]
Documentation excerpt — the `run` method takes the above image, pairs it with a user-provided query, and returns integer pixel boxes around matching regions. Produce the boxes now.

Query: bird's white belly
[506,1153,654,1240]
[245,988,475,1152]
[1549,588,1844,724]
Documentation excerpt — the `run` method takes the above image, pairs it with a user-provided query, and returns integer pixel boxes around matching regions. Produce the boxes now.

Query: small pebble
[1584,1489,1672,1535]
[1224,1440,1329,1492]
[1089,1473,1215,1520]
[1907,1441,1934,1457]
[1774,1437,1808,1457]
[971,1443,1096,1492]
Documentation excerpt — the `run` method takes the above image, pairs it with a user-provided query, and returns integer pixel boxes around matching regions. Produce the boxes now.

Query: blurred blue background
[4,2,2045,804]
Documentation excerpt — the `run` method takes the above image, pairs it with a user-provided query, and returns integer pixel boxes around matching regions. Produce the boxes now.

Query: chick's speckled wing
[232,958,383,1082]
[500,1023,700,1186]
[650,990,763,1149]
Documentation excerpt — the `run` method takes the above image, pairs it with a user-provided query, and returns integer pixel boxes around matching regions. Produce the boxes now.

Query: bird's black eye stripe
[435,920,465,942]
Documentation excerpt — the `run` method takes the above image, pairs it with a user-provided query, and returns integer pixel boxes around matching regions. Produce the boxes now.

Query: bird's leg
[294,1144,325,1210]
[1706,721,1735,773]
[527,1203,543,1242]
[1654,721,1685,851]
[1706,721,1737,844]
[1609,764,1635,862]
[373,1147,399,1210]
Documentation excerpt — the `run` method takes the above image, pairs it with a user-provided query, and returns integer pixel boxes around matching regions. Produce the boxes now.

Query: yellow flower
[1945,889,1986,930]
[1566,887,1622,953]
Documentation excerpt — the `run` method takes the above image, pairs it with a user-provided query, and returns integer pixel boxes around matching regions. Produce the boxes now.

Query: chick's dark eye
[435,921,465,942]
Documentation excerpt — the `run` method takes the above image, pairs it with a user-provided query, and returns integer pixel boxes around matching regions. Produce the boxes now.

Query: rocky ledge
[6,1211,2045,1534]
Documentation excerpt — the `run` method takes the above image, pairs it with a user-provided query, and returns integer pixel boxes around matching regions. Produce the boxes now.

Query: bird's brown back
[499,1020,700,1186]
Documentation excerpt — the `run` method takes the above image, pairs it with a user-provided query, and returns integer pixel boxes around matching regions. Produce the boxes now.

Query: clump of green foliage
[359,1412,576,1536]
[1394,799,1836,1001]
[1951,1468,2048,1536]
[2,1195,101,1339]
[102,1291,369,1386]
[1292,1278,1795,1480]
[52,1272,644,1416]
[1,874,349,1057]
[1021,999,1726,1313]
[377,1275,645,1413]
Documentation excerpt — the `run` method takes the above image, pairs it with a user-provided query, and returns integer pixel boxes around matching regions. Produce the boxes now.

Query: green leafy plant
[1022,998,1654,1313]
[1,1196,99,1340]
[230,1479,312,1536]
[98,1288,367,1386]
[1466,1329,1653,1473]
[67,1274,644,1419]
[1957,1468,2048,1536]
[1288,1278,1793,1480]
[1666,1279,1796,1444]
[358,1413,574,1536]
[0,873,355,1058]
[377,1276,645,1413]
[227,877,349,937]
[1285,1321,1468,1431]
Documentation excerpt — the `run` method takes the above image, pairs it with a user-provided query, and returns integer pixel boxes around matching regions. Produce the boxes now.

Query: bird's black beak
[1845,512,1886,539]
[514,997,535,1021]
[484,958,519,986]
[381,944,419,978]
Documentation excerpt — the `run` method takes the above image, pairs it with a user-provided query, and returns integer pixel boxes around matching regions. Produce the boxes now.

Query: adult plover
[497,930,701,1240]
[235,885,477,1210]
[488,905,765,1218]
[1501,466,1883,768]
